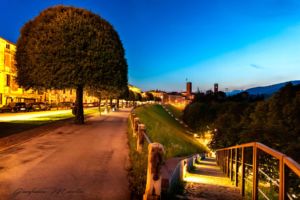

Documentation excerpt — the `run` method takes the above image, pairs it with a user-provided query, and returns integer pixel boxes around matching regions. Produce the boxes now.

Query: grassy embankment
[164,104,183,119]
[133,104,207,159]
[127,104,207,199]
[165,104,213,148]
[0,107,101,138]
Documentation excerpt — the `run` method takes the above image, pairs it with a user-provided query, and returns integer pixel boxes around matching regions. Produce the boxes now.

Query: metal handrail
[284,157,300,176]
[258,187,271,200]
[216,142,300,200]
[259,168,279,187]
[143,131,152,144]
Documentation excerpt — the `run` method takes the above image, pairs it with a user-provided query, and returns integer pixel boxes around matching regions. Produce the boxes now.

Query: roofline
[0,36,16,45]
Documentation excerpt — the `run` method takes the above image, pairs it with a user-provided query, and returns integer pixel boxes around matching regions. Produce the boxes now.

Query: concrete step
[182,182,242,200]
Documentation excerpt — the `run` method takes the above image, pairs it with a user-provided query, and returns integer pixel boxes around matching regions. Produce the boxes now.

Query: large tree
[16,6,127,124]
[89,57,128,110]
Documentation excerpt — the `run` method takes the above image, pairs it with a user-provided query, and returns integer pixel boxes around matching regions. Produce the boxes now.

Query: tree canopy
[183,83,300,162]
[16,6,128,124]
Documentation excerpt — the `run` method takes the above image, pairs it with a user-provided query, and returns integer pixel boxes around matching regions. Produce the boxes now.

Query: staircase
[177,157,242,200]
[172,142,300,200]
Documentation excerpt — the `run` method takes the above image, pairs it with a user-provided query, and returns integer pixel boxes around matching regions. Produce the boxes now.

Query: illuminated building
[214,83,219,93]
[148,90,167,102]
[128,84,142,94]
[182,81,194,101]
[167,92,186,104]
[186,82,192,96]
[0,37,40,105]
[0,36,97,106]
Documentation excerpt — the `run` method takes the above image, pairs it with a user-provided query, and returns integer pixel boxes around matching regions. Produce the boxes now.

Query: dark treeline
[183,83,300,162]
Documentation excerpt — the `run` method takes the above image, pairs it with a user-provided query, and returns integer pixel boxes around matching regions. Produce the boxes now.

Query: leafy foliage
[16,6,127,123]
[183,83,300,162]
[144,92,154,101]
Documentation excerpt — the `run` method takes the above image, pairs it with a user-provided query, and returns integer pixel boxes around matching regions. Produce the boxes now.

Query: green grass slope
[164,104,183,119]
[134,104,206,158]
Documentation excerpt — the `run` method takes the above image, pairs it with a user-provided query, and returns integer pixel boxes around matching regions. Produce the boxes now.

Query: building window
[4,53,11,67]
[70,89,72,95]
[38,90,43,95]
[6,44,10,49]
[11,76,19,91]
[6,97,13,104]
[63,89,66,94]
[6,75,11,86]
[0,93,2,105]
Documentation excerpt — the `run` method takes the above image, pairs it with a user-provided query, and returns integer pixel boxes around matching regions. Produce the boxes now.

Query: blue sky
[1,0,300,92]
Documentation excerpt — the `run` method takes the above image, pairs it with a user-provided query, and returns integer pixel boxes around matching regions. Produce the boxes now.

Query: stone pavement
[182,158,242,200]
[0,109,131,200]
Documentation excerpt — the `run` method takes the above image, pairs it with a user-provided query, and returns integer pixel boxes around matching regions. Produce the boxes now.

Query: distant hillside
[226,80,300,96]
[246,80,300,95]
[226,90,243,96]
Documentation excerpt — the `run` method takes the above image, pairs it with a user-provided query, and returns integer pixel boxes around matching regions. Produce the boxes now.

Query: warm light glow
[184,171,232,186]
[0,37,98,106]
[193,163,219,170]
[170,102,186,110]
[0,110,72,122]
[0,108,97,122]
[184,173,213,184]
[128,85,142,93]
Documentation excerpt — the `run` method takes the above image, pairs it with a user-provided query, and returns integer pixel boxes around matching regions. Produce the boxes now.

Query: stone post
[133,117,140,137]
[180,159,187,181]
[131,113,136,129]
[137,124,145,152]
[143,143,165,200]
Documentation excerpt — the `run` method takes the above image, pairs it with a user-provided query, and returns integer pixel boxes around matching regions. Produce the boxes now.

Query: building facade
[214,83,219,93]
[186,82,192,96]
[148,90,167,102]
[0,37,97,106]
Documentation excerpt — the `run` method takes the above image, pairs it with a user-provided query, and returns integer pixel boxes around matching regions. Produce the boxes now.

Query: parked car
[49,103,59,110]
[0,105,13,113]
[92,102,99,107]
[27,102,51,111]
[41,103,51,110]
[111,104,117,112]
[83,103,96,108]
[0,102,27,113]
[58,102,73,110]
[12,102,27,112]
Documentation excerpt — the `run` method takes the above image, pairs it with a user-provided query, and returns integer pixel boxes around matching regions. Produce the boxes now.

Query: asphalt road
[0,109,131,200]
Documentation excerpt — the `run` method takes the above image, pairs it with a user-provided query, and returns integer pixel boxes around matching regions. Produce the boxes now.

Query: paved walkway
[0,109,131,200]
[183,158,241,200]
[160,105,240,199]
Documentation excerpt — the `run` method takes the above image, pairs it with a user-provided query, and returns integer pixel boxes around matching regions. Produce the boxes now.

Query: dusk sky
[1,0,300,92]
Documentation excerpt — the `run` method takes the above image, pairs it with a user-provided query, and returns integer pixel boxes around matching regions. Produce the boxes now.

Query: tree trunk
[98,96,101,116]
[116,98,119,108]
[109,98,113,107]
[105,98,108,112]
[75,85,84,124]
